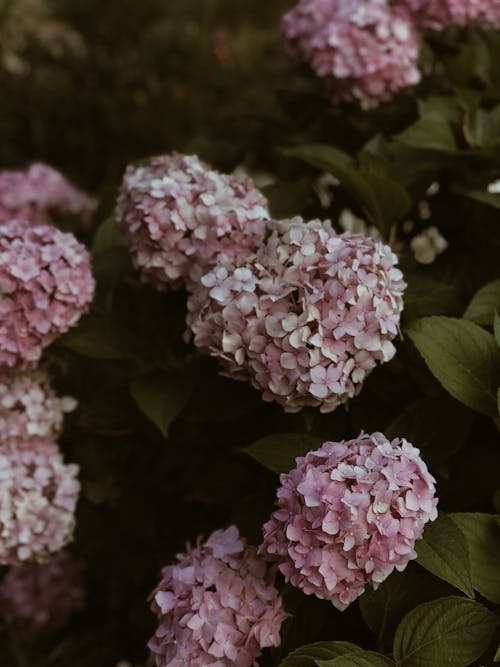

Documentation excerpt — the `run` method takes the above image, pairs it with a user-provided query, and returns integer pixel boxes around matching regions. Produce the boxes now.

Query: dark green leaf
[92,217,124,253]
[406,316,500,416]
[263,178,314,218]
[468,104,500,148]
[393,596,499,667]
[278,642,361,667]
[494,310,500,347]
[450,513,500,603]
[282,145,355,172]
[282,144,409,234]
[317,654,395,667]
[417,97,460,122]
[415,514,474,598]
[386,397,473,465]
[453,187,500,210]
[60,317,136,361]
[403,276,462,321]
[463,279,500,325]
[357,169,411,233]
[130,369,193,437]
[243,432,324,473]
[397,113,457,153]
[360,566,455,649]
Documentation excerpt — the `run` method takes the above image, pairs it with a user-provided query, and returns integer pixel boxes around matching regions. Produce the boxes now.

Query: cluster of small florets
[0,550,85,632]
[397,0,500,29]
[188,218,406,413]
[0,162,95,227]
[0,439,80,565]
[116,153,269,291]
[0,368,76,444]
[282,0,421,108]
[0,218,95,368]
[149,525,287,667]
[260,432,438,610]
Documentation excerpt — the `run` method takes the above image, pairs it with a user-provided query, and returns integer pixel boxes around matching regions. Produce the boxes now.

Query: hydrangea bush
[0,0,500,666]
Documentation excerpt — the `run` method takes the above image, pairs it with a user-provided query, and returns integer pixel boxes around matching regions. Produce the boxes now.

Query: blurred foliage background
[0,0,296,197]
[1,1,500,666]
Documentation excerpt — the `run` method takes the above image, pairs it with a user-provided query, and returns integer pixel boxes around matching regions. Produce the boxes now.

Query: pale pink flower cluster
[0,368,76,444]
[0,218,95,368]
[281,0,421,108]
[0,550,85,632]
[188,218,405,413]
[397,0,500,29]
[0,163,95,227]
[149,526,287,667]
[260,432,438,610]
[0,439,80,565]
[116,153,270,291]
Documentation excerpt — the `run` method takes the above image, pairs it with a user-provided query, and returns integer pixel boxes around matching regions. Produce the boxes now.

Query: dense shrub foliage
[0,1,500,666]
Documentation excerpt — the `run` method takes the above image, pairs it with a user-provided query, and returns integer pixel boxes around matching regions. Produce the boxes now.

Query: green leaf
[393,596,499,667]
[130,369,193,437]
[450,513,500,603]
[417,96,461,122]
[494,310,500,347]
[468,104,500,148]
[282,145,355,173]
[92,217,124,253]
[386,397,473,466]
[453,187,500,210]
[359,566,455,649]
[282,144,410,234]
[263,178,313,218]
[403,276,462,320]
[317,654,395,667]
[272,588,331,663]
[463,279,500,325]
[60,316,136,361]
[397,113,457,153]
[278,642,361,667]
[358,169,411,233]
[415,514,474,598]
[243,433,323,474]
[406,316,500,417]
[494,643,500,662]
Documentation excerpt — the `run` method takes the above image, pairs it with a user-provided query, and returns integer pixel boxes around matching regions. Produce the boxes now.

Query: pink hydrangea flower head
[149,525,287,667]
[260,432,438,610]
[0,439,80,565]
[0,368,76,444]
[0,163,95,227]
[395,0,500,29]
[0,218,95,369]
[116,153,270,291]
[0,551,85,633]
[282,0,421,108]
[187,217,406,413]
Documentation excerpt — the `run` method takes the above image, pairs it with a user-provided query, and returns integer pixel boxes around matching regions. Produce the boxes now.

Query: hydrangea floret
[397,0,500,29]
[260,432,438,610]
[188,217,406,413]
[0,162,94,227]
[149,525,287,667]
[0,368,76,444]
[282,0,421,108]
[0,439,80,565]
[0,218,95,368]
[0,550,85,632]
[116,153,270,291]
